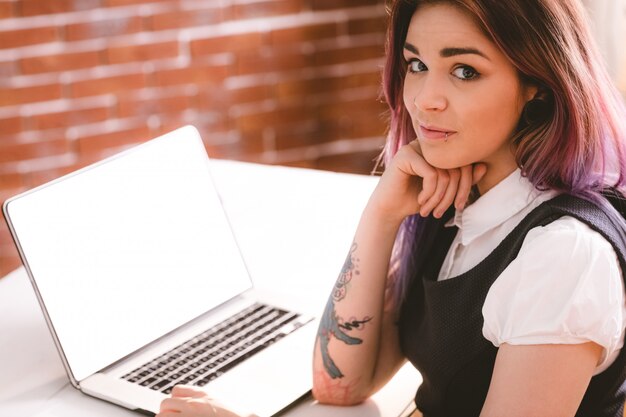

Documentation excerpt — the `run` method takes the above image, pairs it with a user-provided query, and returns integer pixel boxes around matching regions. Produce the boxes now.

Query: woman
[157,1,626,416]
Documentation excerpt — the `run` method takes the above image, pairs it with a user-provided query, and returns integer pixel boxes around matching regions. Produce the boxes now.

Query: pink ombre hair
[382,0,626,308]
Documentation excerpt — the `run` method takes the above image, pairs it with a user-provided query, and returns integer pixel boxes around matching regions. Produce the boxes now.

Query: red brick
[65,16,144,41]
[0,216,18,236]
[316,148,381,174]
[274,129,326,151]
[276,77,331,99]
[71,73,147,98]
[236,105,312,133]
[149,119,191,137]
[315,102,387,141]
[106,41,179,65]
[194,86,228,109]
[347,16,387,35]
[76,125,151,156]
[191,113,231,132]
[202,84,274,108]
[206,136,266,160]
[317,97,387,140]
[154,64,230,87]
[147,111,230,137]
[271,123,326,150]
[270,23,337,44]
[236,49,313,75]
[20,50,103,75]
[0,171,23,189]
[230,0,303,19]
[0,138,71,163]
[25,163,83,189]
[310,0,380,11]
[0,26,59,49]
[190,33,265,57]
[20,0,103,16]
[0,84,63,106]
[0,230,15,251]
[0,1,15,18]
[104,0,162,6]
[276,72,381,99]
[117,93,193,118]
[0,244,21,278]
[0,221,15,243]
[314,43,384,67]
[0,184,28,207]
[200,143,236,161]
[0,116,23,135]
[0,60,18,78]
[147,8,223,31]
[31,107,110,130]
[0,231,17,250]
[229,84,275,104]
[348,110,387,138]
[0,213,13,236]
[318,96,386,120]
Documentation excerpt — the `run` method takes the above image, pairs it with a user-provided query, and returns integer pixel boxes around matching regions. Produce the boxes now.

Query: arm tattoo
[317,242,373,379]
[338,317,372,331]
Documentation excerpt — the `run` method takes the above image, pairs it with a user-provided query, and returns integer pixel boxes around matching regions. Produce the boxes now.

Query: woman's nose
[412,76,448,112]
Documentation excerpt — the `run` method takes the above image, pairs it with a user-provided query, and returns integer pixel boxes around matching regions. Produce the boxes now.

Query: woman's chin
[421,150,465,171]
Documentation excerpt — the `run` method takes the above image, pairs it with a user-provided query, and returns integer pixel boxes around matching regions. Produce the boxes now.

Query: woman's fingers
[419,162,486,218]
[386,140,489,218]
[454,165,473,210]
[417,171,437,206]
[419,169,449,217]
[403,142,435,203]
[433,168,460,218]
[472,163,487,184]
[171,385,209,399]
[160,397,189,412]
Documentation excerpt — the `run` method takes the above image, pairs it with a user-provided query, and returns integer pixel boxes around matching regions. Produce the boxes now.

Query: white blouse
[438,169,626,374]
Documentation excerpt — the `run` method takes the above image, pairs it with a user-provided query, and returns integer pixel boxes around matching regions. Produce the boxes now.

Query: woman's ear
[525,85,539,103]
[523,83,540,104]
[521,85,553,125]
[525,81,554,104]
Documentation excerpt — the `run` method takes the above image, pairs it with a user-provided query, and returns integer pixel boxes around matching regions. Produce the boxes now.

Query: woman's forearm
[311,143,484,404]
[313,203,404,403]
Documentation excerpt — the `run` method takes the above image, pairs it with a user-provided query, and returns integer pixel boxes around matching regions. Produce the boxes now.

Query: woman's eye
[407,59,427,74]
[452,65,479,80]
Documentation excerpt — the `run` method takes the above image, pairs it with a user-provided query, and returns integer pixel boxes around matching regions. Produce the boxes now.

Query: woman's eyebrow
[441,47,490,60]
[404,42,490,61]
[404,42,419,55]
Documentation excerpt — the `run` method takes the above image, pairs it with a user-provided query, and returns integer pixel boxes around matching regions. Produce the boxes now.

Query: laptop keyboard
[121,303,306,394]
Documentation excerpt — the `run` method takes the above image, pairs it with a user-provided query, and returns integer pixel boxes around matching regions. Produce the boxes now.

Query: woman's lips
[419,125,456,141]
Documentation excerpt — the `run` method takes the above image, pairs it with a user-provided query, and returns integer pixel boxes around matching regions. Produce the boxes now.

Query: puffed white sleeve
[482,216,626,374]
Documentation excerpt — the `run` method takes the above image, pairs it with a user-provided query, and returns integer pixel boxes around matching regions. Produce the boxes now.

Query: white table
[0,160,420,417]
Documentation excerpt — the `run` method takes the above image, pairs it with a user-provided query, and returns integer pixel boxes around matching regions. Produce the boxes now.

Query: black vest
[398,194,626,417]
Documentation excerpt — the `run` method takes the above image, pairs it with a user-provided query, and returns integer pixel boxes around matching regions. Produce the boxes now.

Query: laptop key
[122,304,302,389]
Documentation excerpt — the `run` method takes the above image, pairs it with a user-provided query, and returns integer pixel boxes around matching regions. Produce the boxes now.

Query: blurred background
[0,0,624,277]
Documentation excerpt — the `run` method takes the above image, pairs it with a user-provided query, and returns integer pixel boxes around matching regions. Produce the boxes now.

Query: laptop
[2,125,318,417]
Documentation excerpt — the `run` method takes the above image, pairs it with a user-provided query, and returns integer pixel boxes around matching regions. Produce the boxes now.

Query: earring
[522,96,551,125]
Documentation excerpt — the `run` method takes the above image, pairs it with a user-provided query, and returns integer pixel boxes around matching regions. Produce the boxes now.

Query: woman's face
[403,3,537,190]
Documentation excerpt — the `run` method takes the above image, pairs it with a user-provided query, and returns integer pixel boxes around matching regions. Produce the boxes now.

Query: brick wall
[0,0,389,277]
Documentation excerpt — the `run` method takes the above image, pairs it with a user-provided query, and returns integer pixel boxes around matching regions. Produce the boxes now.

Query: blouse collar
[446,168,544,246]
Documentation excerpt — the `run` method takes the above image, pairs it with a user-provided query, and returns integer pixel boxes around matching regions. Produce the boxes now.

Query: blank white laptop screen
[4,126,252,382]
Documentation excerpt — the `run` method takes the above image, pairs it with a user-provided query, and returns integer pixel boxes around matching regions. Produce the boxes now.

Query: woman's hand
[156,385,255,417]
[371,140,486,222]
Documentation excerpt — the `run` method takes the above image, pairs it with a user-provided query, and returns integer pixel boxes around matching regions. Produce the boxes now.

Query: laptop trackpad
[205,321,317,417]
